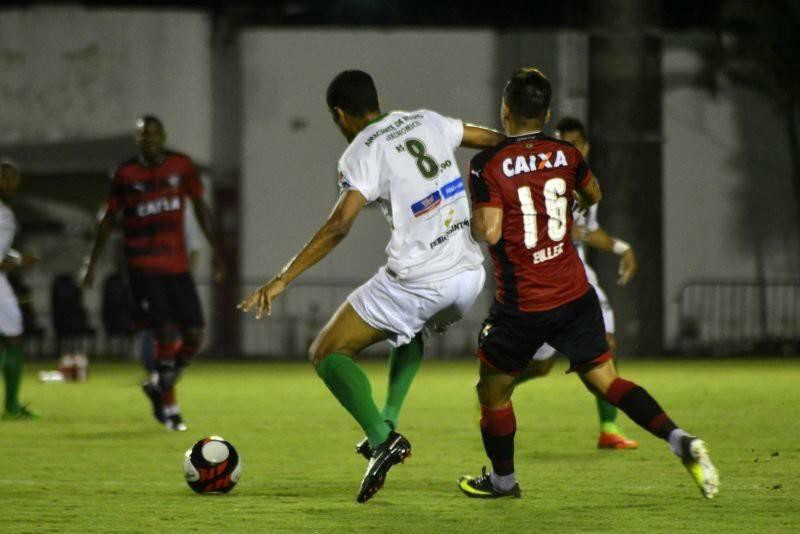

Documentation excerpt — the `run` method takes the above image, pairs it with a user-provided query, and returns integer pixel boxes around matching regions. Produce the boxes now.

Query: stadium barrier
[676,279,800,355]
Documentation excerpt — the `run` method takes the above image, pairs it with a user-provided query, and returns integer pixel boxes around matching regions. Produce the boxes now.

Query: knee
[156,325,178,344]
[476,377,512,408]
[181,328,204,348]
[606,333,618,355]
[308,334,331,367]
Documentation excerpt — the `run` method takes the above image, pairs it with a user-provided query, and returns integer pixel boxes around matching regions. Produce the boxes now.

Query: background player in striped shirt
[458,68,718,500]
[514,116,640,450]
[81,116,224,431]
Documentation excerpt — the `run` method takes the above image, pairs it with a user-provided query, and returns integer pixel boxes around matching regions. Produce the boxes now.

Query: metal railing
[676,279,800,354]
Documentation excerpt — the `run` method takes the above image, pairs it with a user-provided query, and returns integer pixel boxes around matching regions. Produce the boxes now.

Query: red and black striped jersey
[469,133,593,312]
[107,151,203,274]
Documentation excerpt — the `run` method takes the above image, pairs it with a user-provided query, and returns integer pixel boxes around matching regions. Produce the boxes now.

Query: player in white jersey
[0,160,38,420]
[240,70,504,502]
[514,117,640,449]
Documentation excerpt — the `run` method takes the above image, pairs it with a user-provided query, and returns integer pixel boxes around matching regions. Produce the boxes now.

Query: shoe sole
[357,440,411,503]
[684,439,719,499]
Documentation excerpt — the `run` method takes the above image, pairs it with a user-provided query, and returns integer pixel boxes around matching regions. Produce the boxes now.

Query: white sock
[668,428,691,457]
[163,404,180,417]
[490,471,517,491]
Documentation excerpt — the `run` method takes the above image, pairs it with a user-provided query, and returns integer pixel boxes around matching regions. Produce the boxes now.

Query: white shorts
[532,278,615,361]
[348,266,486,347]
[0,275,23,337]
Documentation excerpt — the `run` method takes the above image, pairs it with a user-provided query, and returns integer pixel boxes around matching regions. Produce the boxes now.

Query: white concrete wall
[662,41,799,344]
[0,6,212,162]
[240,29,498,354]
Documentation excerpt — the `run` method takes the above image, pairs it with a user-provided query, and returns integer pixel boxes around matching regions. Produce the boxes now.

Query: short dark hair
[136,114,164,131]
[326,70,380,116]
[555,116,587,140]
[502,68,551,121]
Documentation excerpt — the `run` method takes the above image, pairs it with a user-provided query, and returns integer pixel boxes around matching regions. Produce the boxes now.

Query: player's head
[0,159,21,197]
[326,70,381,141]
[136,115,166,162]
[501,68,552,134]
[555,116,590,157]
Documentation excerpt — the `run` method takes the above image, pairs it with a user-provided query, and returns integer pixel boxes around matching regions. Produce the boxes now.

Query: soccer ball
[183,436,243,493]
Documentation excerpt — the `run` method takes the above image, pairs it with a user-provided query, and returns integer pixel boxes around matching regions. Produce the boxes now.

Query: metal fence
[676,279,800,354]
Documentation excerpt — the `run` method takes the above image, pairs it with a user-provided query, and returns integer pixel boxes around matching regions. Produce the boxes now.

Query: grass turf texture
[3,358,797,533]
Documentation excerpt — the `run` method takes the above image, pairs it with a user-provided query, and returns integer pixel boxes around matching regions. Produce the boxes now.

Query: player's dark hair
[136,114,164,132]
[555,116,587,140]
[503,68,551,121]
[326,70,380,117]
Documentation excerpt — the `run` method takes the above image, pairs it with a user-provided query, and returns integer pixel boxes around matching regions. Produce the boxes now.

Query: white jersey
[573,203,603,287]
[338,109,483,282]
[0,200,16,258]
[573,204,599,265]
[0,199,22,337]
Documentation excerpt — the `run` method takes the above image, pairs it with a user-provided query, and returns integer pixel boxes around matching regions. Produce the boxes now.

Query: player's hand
[237,277,286,319]
[570,224,588,242]
[617,249,637,286]
[20,253,39,268]
[212,253,226,283]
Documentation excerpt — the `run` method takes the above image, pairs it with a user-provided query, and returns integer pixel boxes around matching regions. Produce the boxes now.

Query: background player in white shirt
[514,117,640,449]
[240,70,504,502]
[0,160,38,420]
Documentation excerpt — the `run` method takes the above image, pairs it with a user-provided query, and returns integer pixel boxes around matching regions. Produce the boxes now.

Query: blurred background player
[80,115,224,431]
[138,209,202,378]
[459,68,718,500]
[514,116,640,450]
[240,70,504,502]
[0,160,39,420]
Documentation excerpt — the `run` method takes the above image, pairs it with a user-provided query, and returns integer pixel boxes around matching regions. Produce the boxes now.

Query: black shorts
[128,270,205,330]
[477,288,610,375]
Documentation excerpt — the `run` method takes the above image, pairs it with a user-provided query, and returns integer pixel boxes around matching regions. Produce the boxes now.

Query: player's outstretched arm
[191,197,226,282]
[238,189,366,319]
[79,210,114,289]
[460,124,505,150]
[579,226,637,286]
[471,206,503,245]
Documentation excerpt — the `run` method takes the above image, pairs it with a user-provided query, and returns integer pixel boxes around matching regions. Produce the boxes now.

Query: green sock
[3,344,23,413]
[316,353,391,447]
[596,396,619,434]
[381,334,424,428]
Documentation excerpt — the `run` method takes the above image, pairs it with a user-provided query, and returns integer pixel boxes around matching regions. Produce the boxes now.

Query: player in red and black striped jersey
[457,68,718,500]
[81,115,224,432]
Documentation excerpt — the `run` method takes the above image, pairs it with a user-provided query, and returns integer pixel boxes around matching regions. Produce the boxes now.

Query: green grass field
[3,358,798,533]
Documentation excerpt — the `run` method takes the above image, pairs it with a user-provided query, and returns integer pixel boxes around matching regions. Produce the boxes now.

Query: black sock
[480,404,516,476]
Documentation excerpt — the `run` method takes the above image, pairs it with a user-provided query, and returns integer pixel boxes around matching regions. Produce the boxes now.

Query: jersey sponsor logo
[338,172,352,190]
[440,177,465,199]
[411,191,442,217]
[131,182,148,192]
[502,150,568,178]
[167,174,181,188]
[136,196,181,217]
[533,242,565,264]
[429,218,470,249]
